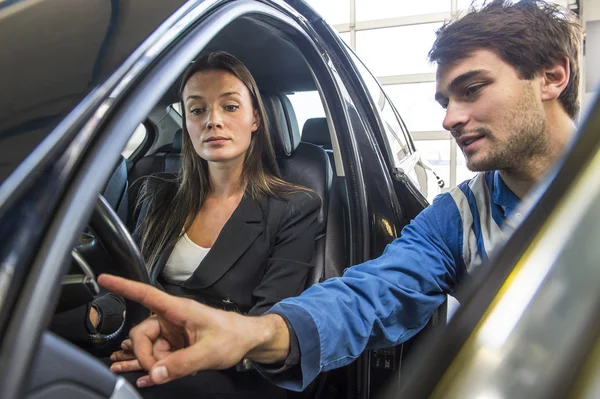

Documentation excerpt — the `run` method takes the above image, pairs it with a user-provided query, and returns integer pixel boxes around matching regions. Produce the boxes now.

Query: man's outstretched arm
[261,193,465,391]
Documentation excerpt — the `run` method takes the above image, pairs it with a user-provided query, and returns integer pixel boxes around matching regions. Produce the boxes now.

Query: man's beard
[462,84,548,172]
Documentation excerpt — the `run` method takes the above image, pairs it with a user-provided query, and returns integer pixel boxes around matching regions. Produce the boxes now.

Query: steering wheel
[58,195,151,356]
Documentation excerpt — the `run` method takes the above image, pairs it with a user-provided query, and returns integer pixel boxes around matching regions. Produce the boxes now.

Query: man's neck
[500,113,575,199]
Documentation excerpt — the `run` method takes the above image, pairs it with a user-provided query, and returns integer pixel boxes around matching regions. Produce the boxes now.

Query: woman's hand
[109,337,171,374]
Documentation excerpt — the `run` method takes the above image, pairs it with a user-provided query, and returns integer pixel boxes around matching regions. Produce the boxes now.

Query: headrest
[301,118,331,149]
[172,129,182,152]
[261,94,301,157]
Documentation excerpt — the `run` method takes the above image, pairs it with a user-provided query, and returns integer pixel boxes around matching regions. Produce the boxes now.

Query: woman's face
[182,69,259,165]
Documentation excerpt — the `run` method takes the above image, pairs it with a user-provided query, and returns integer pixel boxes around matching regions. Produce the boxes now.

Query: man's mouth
[457,133,485,150]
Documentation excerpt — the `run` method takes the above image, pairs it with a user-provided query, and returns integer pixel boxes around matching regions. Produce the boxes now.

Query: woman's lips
[204,137,229,144]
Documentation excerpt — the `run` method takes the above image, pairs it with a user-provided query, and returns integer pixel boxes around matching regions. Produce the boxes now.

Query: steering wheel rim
[83,195,151,354]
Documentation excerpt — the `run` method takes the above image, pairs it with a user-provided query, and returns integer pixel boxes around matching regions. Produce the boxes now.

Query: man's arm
[99,194,465,389]
[259,193,466,391]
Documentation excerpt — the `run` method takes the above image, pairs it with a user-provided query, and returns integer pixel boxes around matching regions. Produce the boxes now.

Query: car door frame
[0,0,281,397]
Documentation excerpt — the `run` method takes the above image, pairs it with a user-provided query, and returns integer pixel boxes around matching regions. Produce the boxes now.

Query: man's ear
[540,56,570,102]
[252,110,261,132]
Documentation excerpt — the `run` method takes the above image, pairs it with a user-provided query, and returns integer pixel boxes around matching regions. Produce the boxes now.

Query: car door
[0,0,259,397]
[284,2,449,397]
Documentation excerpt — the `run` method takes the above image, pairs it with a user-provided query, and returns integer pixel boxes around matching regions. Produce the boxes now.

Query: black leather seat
[128,129,183,184]
[102,156,129,224]
[301,117,335,172]
[262,94,333,287]
[127,130,183,228]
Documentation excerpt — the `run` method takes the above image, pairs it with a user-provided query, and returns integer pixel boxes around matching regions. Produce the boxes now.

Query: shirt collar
[491,171,520,217]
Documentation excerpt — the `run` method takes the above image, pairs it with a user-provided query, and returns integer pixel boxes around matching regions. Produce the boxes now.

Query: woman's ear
[540,56,570,102]
[252,110,261,132]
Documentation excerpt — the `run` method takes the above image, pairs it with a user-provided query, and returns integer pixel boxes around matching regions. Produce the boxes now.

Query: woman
[96,51,320,397]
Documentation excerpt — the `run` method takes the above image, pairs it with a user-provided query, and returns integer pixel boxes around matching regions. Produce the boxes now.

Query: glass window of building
[384,82,446,132]
[356,0,450,21]
[355,23,442,77]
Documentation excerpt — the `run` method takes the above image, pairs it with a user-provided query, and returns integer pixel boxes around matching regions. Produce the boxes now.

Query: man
[100,0,582,391]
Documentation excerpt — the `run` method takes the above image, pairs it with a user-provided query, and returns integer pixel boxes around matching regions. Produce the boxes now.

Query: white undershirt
[162,233,211,283]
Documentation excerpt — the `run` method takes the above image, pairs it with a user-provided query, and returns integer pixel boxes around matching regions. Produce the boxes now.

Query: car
[0,0,444,398]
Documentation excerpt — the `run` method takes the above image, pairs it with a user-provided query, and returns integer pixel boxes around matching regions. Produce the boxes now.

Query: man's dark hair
[429,0,582,119]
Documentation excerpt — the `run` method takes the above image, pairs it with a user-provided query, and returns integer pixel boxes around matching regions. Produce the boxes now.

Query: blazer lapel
[151,244,175,285]
[181,194,264,289]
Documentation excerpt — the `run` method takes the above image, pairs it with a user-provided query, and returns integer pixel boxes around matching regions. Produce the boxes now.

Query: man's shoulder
[434,171,494,206]
[426,171,494,221]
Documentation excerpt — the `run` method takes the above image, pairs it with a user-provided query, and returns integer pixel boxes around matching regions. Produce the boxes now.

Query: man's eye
[224,105,239,112]
[464,84,484,97]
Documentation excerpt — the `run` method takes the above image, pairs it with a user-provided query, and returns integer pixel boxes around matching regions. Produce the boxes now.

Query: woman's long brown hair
[136,51,311,271]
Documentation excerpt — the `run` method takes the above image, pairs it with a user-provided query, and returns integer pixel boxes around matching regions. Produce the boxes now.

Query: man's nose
[442,101,469,133]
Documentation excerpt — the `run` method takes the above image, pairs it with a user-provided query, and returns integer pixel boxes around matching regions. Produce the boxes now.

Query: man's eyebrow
[435,69,487,103]
[448,70,487,91]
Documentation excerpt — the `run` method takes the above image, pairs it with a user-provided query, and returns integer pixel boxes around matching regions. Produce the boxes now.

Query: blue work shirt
[264,171,521,391]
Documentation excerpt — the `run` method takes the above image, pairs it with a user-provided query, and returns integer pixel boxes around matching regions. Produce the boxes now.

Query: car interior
[41,15,356,399]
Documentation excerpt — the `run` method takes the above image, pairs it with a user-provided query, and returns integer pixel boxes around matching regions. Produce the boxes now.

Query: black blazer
[148,181,321,316]
[51,177,319,341]
[130,174,321,315]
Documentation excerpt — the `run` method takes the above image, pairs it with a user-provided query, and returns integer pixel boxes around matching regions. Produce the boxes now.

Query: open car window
[121,124,147,159]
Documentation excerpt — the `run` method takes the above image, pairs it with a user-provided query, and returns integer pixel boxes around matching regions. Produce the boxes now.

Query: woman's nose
[206,109,223,130]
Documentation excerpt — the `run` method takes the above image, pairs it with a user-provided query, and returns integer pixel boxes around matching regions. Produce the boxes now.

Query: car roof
[0,0,186,183]
[0,0,320,185]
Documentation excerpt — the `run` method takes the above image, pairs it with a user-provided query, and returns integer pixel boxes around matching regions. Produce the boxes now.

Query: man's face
[435,49,549,172]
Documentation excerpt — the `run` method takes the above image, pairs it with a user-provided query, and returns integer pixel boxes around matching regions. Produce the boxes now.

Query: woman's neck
[207,159,246,199]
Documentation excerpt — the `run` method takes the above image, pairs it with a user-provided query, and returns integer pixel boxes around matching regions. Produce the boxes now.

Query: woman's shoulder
[267,189,321,215]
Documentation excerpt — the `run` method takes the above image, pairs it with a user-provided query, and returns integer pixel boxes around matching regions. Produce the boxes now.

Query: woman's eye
[190,107,205,115]
[224,105,239,112]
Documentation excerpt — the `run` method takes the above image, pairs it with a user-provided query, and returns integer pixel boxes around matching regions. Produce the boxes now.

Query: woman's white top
[162,233,211,283]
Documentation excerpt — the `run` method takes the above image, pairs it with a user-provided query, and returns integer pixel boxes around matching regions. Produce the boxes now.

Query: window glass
[456,142,478,184]
[456,0,486,11]
[304,0,350,25]
[339,31,351,47]
[384,82,446,132]
[356,0,450,21]
[355,23,442,77]
[171,102,182,115]
[286,91,326,135]
[121,124,147,159]
[458,0,569,11]
[347,48,412,166]
[414,139,451,199]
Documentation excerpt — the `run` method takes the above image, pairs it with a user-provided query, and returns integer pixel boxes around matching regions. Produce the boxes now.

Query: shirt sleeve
[258,193,466,391]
